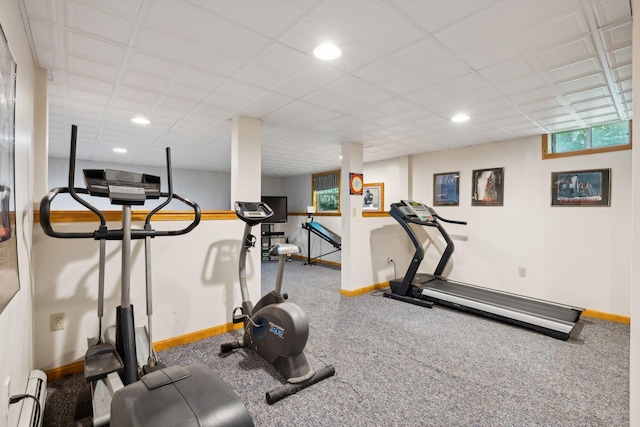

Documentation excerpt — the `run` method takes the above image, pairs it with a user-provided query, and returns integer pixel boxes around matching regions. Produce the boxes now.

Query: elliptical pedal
[84,343,124,383]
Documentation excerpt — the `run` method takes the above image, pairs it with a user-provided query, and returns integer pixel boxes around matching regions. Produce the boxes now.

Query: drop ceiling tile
[383,39,453,74]
[557,73,606,94]
[548,57,602,82]
[412,58,470,90]
[458,37,521,70]
[33,47,61,70]
[120,70,169,93]
[490,0,578,33]
[352,14,423,59]
[133,27,195,62]
[176,67,226,92]
[402,0,485,33]
[601,21,632,50]
[165,84,208,103]
[582,113,620,125]
[66,73,114,94]
[612,64,632,81]
[571,97,613,112]
[67,1,135,45]
[498,75,545,96]
[518,11,588,51]
[28,18,58,49]
[535,37,595,70]
[576,106,617,119]
[435,12,503,54]
[608,45,632,67]
[143,0,213,41]
[592,0,632,26]
[67,56,119,82]
[564,86,611,103]
[225,0,301,38]
[81,0,143,19]
[117,85,159,104]
[23,0,58,22]
[66,30,127,66]
[127,51,181,79]
[203,17,270,61]
[186,46,244,76]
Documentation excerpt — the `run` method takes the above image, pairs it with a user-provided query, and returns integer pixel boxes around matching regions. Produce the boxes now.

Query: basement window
[542,120,631,159]
[312,170,340,213]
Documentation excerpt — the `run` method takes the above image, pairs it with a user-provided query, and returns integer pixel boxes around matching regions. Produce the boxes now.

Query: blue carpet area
[43,260,629,426]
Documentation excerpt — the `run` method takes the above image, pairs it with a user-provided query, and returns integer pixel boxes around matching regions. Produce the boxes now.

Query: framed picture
[0,23,19,315]
[433,172,459,206]
[363,182,384,211]
[551,169,611,206]
[472,167,504,206]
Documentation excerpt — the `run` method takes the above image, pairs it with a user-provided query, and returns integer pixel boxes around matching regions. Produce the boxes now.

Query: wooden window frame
[542,121,632,160]
[311,170,341,215]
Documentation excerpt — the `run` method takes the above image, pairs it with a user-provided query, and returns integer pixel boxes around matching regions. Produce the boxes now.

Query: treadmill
[384,200,583,340]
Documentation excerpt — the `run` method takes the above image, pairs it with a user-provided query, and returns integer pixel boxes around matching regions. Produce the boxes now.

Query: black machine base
[266,365,336,404]
[382,290,434,308]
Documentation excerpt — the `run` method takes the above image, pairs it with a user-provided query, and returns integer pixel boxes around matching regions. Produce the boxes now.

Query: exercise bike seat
[269,243,300,256]
[110,364,254,427]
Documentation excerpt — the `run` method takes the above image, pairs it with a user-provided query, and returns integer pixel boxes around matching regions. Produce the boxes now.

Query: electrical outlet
[50,313,65,331]
[518,267,526,278]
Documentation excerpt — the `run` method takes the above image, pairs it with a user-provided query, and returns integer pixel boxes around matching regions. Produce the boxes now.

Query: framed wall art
[433,172,459,206]
[363,182,384,211]
[551,168,611,206]
[472,167,504,206]
[0,22,19,315]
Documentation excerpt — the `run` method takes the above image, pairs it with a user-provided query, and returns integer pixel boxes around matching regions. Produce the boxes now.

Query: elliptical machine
[40,125,254,427]
[220,201,335,404]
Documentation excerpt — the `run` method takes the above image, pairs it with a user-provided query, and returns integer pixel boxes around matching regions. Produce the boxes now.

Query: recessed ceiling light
[131,116,150,125]
[451,113,470,123]
[314,43,341,60]
[113,147,127,154]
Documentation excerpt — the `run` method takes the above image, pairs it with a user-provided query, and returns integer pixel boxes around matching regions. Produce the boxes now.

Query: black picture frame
[471,167,504,206]
[433,172,459,206]
[551,168,611,206]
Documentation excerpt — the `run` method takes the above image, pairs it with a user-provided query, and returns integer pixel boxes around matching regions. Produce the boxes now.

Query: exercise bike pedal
[232,306,247,324]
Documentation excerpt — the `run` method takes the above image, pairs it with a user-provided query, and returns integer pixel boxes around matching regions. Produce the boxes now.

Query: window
[542,120,631,159]
[312,170,340,213]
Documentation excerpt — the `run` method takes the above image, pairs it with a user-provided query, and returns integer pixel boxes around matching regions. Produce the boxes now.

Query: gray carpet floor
[43,260,629,426]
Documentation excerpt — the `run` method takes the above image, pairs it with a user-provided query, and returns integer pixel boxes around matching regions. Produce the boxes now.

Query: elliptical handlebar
[39,125,202,240]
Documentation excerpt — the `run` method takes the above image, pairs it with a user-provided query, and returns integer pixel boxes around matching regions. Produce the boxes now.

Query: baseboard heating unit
[13,370,47,427]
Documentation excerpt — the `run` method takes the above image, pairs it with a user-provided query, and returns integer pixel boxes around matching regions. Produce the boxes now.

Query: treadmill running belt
[425,279,581,323]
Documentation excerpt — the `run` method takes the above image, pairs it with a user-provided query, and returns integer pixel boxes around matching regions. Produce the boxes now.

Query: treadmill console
[235,201,274,225]
[401,200,434,222]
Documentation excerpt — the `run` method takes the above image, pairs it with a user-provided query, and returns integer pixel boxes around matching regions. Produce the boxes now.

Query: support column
[230,115,262,301]
[340,142,366,292]
[231,115,261,204]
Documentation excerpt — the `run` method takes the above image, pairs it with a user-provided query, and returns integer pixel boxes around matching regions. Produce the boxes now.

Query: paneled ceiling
[18,0,632,177]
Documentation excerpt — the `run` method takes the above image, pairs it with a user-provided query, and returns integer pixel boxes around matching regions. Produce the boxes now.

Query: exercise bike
[40,125,253,427]
[220,201,335,404]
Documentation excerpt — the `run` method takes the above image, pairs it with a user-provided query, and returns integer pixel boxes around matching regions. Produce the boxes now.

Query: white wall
[281,138,631,316]
[410,136,631,315]
[0,2,39,426]
[32,218,258,371]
